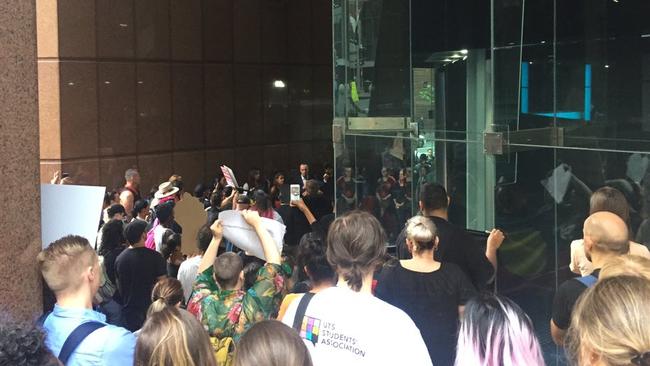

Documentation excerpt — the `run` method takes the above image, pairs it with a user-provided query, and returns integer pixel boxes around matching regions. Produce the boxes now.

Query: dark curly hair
[161,231,182,260]
[0,320,59,366]
[98,219,125,256]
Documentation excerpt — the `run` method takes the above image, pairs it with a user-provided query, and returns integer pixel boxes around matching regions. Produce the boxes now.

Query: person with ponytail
[281,211,432,365]
[146,278,184,318]
[567,275,650,366]
[375,216,476,366]
[454,292,545,366]
[135,307,217,366]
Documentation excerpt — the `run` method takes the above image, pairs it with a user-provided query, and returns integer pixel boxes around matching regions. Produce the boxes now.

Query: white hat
[154,181,180,199]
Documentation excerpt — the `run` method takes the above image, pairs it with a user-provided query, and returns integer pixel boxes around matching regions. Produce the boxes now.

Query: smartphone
[290,184,301,201]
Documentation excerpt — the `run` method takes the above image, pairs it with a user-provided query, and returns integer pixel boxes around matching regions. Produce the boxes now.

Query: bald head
[583,211,629,256]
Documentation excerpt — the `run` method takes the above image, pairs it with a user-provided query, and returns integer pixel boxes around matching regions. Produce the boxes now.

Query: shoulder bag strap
[58,321,106,365]
[292,292,316,331]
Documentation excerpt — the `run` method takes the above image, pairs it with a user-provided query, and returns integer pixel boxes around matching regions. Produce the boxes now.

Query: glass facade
[333,0,650,364]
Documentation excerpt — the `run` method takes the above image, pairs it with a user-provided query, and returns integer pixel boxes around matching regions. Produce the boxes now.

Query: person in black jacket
[395,183,504,290]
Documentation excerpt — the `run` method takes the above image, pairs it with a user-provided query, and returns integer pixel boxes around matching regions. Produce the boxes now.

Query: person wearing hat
[115,220,167,332]
[150,182,180,208]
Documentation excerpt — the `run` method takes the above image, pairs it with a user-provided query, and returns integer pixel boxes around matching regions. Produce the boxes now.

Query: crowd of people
[2,163,650,366]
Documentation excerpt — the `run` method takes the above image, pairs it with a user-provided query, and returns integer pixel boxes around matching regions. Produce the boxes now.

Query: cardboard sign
[220,165,239,188]
[41,184,106,248]
[218,210,285,260]
[174,192,208,255]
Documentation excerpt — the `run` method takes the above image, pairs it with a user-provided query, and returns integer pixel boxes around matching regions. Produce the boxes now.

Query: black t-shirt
[375,262,476,366]
[103,247,124,285]
[304,194,333,221]
[115,246,167,331]
[551,269,600,330]
[395,216,494,290]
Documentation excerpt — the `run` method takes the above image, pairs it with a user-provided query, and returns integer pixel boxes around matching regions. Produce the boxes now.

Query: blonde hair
[135,307,216,366]
[147,278,184,318]
[600,255,650,282]
[36,235,96,293]
[567,276,650,366]
[405,216,437,254]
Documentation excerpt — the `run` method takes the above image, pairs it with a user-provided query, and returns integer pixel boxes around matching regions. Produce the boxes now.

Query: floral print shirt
[187,263,288,342]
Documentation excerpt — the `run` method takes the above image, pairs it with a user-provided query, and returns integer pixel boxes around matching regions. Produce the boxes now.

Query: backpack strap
[36,312,51,327]
[576,274,598,288]
[58,321,106,365]
[292,292,316,332]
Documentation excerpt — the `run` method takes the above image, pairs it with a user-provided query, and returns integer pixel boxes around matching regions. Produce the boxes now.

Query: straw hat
[154,181,180,199]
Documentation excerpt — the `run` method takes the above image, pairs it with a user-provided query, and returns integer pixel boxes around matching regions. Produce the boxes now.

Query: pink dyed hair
[454,293,545,366]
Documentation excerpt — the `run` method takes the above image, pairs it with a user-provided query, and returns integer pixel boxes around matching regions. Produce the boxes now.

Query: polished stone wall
[0,0,42,321]
[37,0,333,192]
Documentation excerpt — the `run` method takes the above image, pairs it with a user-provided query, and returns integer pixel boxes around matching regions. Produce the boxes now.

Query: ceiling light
[273,80,286,88]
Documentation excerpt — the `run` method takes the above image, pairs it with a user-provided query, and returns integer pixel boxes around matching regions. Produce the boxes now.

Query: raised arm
[486,228,505,270]
[198,220,223,274]
[219,189,237,210]
[291,198,316,225]
[242,210,281,265]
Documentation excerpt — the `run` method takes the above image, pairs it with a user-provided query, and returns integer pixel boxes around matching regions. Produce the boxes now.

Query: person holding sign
[187,210,289,342]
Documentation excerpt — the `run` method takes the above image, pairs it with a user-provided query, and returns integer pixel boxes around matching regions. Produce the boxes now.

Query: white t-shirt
[177,255,202,302]
[153,226,169,254]
[281,286,432,366]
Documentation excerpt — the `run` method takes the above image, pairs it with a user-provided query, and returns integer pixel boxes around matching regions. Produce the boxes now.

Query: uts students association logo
[299,316,321,345]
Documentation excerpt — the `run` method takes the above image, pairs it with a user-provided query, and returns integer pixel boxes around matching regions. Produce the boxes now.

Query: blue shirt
[43,305,136,366]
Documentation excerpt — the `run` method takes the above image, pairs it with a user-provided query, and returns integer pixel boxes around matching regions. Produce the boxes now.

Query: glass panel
[333,0,412,120]
[334,133,416,245]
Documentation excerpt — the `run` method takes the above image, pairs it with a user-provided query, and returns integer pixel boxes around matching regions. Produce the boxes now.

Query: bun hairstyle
[405,216,437,254]
[326,211,386,292]
[147,278,184,318]
[297,232,335,285]
[567,275,650,366]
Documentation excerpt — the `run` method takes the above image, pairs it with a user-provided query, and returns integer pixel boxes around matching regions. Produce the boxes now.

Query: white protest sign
[41,184,106,248]
[218,210,285,260]
[220,165,239,188]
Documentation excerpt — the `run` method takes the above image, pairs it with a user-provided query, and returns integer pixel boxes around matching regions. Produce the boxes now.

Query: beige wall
[37,0,333,192]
